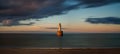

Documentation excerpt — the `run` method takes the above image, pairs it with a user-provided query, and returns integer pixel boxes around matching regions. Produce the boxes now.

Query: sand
[0,48,120,54]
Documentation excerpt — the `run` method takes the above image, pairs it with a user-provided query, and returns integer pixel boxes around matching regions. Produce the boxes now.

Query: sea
[0,33,120,48]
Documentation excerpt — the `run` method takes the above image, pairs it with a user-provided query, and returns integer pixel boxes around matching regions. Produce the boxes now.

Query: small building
[57,23,63,37]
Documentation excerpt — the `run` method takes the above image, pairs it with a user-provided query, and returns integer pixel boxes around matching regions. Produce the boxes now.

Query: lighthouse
[57,23,63,37]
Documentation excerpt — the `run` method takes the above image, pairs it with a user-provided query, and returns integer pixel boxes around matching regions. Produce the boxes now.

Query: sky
[0,0,120,33]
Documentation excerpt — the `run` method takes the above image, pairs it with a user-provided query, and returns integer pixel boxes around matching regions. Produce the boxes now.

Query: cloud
[0,0,120,26]
[0,19,35,26]
[45,27,67,29]
[86,17,120,24]
[78,0,120,8]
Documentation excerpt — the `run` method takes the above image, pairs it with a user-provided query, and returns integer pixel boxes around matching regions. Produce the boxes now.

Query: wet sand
[0,48,120,54]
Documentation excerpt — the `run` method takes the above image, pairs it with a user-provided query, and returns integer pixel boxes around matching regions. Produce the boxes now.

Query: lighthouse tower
[57,23,63,37]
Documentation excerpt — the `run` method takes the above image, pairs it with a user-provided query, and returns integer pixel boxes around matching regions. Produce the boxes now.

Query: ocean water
[0,33,120,48]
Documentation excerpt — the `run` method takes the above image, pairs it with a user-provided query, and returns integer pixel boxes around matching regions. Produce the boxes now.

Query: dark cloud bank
[0,0,120,26]
[86,17,120,24]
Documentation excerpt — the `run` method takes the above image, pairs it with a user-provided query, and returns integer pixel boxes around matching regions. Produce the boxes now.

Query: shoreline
[1,47,120,49]
[0,48,120,54]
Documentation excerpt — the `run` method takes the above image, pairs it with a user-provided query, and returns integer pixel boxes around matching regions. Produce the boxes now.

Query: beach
[0,48,120,54]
